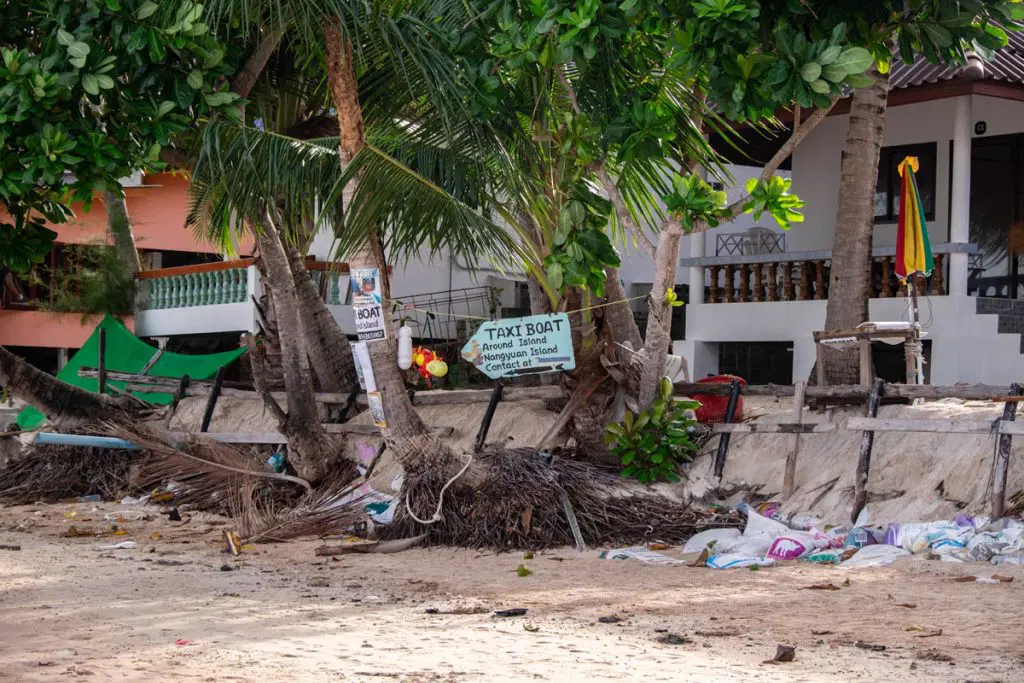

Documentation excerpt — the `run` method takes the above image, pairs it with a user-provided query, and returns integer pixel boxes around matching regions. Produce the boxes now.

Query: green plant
[38,244,135,317]
[605,378,700,483]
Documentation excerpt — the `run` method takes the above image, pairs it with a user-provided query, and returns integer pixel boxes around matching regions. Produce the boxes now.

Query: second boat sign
[461,312,575,379]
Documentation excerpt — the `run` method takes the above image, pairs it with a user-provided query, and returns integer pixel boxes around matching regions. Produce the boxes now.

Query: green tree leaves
[0,0,238,262]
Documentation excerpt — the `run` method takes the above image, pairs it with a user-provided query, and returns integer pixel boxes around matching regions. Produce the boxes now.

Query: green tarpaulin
[18,315,246,429]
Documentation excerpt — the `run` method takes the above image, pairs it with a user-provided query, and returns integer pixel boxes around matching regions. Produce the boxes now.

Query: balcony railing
[680,243,975,304]
[135,258,350,310]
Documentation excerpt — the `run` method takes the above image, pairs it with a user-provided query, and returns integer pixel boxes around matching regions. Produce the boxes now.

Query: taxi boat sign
[461,313,575,379]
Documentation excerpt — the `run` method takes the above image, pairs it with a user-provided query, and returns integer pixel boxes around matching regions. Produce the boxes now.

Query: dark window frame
[873,142,938,223]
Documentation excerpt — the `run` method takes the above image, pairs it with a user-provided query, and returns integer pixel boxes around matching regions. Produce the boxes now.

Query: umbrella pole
[909,274,925,386]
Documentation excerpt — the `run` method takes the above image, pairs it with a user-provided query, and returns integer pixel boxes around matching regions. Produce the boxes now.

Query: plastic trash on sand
[599,547,687,566]
[767,533,816,561]
[706,554,775,569]
[991,555,1024,566]
[803,549,855,565]
[841,544,910,568]
[683,528,741,554]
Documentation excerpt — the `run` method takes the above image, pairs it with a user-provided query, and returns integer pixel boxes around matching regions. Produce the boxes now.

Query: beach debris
[764,644,796,664]
[494,608,528,618]
[656,633,688,645]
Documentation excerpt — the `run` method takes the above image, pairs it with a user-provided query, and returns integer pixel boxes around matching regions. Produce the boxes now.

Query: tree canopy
[0,0,239,272]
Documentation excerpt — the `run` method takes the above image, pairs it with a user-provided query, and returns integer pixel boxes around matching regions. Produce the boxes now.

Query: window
[873,143,937,222]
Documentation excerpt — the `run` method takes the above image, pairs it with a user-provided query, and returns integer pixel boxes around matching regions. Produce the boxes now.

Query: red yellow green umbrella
[895,156,934,281]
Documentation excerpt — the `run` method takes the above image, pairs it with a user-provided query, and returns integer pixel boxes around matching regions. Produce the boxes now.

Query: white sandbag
[683,528,741,554]
[841,544,910,568]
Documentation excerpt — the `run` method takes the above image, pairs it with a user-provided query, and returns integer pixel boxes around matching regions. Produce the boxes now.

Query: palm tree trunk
[283,242,357,392]
[822,69,890,385]
[103,191,141,276]
[253,215,347,484]
[323,22,478,484]
[0,344,131,424]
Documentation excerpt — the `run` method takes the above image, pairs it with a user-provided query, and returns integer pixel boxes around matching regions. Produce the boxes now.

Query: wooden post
[738,265,750,303]
[858,339,872,387]
[752,263,764,302]
[474,382,504,452]
[724,265,735,303]
[713,379,743,480]
[783,264,795,301]
[933,253,945,295]
[708,265,720,304]
[880,257,892,297]
[904,331,917,385]
[782,380,807,498]
[97,327,107,395]
[337,381,362,423]
[799,261,810,301]
[852,378,885,523]
[199,367,226,433]
[766,262,778,301]
[991,382,1022,518]
[814,261,825,300]
[815,343,825,387]
[164,375,190,429]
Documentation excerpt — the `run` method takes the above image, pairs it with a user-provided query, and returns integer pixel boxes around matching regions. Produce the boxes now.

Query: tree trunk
[283,242,357,392]
[103,191,141,276]
[638,226,683,409]
[0,344,132,424]
[822,69,890,385]
[324,22,477,483]
[253,216,346,484]
[602,266,642,350]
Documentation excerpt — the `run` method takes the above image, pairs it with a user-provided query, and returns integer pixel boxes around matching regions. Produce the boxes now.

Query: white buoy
[397,324,413,369]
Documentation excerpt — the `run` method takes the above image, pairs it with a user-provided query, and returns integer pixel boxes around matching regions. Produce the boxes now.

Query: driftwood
[314,533,428,556]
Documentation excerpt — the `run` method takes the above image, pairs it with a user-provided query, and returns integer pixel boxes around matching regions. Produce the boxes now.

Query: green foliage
[37,245,135,316]
[543,194,620,295]
[0,0,237,261]
[0,223,60,273]
[664,175,731,232]
[742,175,806,230]
[606,378,700,483]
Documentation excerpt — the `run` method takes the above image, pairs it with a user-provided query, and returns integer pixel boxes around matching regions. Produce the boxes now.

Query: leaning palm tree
[193,0,520,484]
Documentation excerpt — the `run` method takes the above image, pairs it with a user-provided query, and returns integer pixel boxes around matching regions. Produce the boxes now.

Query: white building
[134,38,1024,385]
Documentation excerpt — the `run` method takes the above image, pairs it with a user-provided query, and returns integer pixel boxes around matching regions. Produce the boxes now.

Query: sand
[2,501,1023,682]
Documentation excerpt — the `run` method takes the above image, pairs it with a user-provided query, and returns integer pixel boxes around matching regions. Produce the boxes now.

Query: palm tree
[194,0,518,483]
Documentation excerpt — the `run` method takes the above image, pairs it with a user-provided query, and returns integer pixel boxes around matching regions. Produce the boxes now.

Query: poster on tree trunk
[351,268,385,341]
[461,313,575,379]
[366,390,387,427]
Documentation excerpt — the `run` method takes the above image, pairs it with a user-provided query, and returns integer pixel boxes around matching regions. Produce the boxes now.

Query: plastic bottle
[397,325,413,369]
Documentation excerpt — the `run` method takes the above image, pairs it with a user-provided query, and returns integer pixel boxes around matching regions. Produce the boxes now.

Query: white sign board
[350,267,385,341]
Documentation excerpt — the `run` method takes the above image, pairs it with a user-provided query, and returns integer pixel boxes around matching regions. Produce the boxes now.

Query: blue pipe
[34,433,139,450]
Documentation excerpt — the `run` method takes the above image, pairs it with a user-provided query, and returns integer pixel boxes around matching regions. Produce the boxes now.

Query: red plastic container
[692,375,746,424]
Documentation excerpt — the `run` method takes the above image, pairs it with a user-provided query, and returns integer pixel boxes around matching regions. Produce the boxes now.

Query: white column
[949,95,972,297]
[687,231,706,304]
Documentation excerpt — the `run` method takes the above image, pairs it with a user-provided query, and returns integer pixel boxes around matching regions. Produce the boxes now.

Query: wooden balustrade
[700,252,952,304]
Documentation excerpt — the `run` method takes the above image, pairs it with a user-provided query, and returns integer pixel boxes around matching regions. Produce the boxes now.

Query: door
[969,135,1024,299]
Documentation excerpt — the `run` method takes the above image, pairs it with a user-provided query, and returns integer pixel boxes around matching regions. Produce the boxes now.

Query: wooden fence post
[713,379,743,480]
[199,367,226,433]
[97,327,107,395]
[474,382,504,452]
[782,380,807,498]
[852,377,885,523]
[991,382,1022,518]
